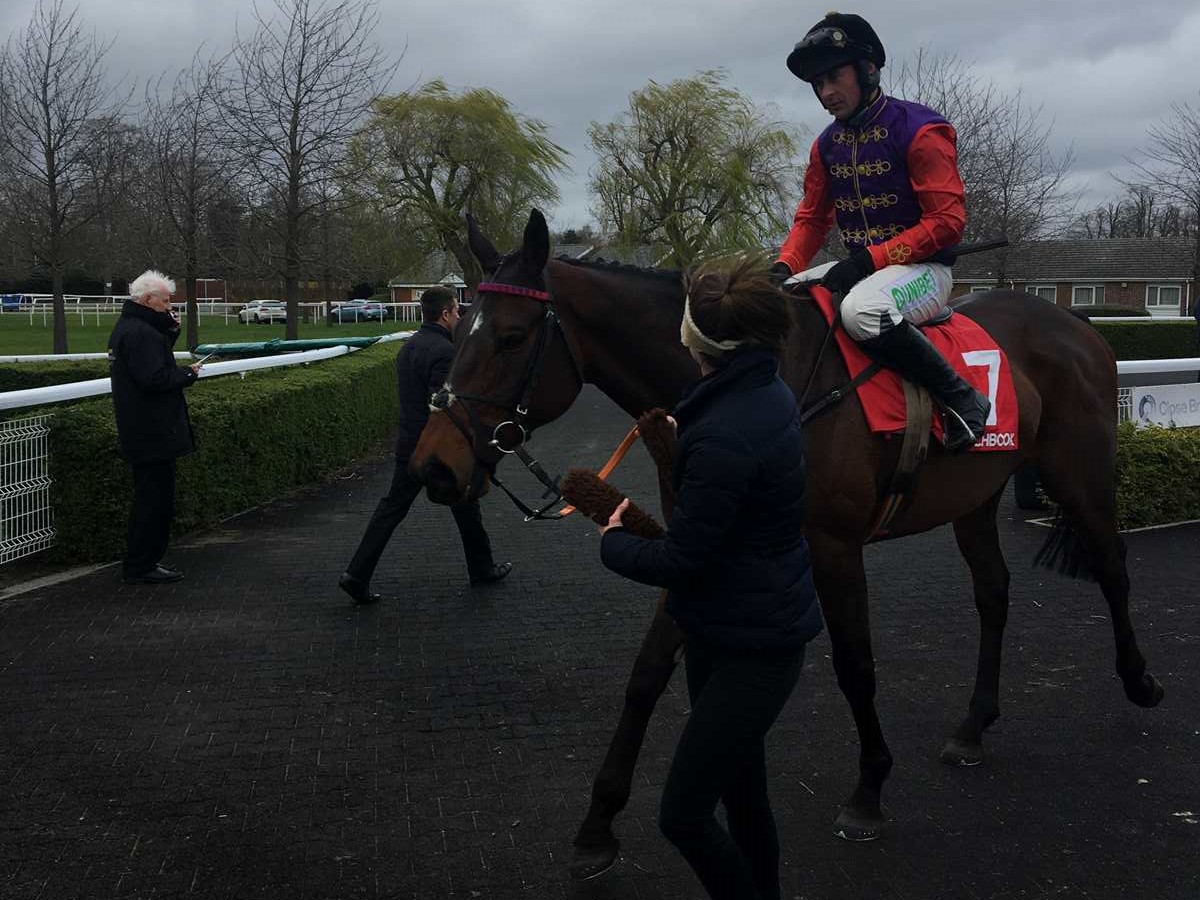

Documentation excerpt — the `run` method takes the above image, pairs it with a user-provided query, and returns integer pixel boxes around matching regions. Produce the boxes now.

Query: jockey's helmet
[787,11,885,88]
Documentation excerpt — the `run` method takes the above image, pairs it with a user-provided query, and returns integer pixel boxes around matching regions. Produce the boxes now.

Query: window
[1145,284,1181,309]
[1072,285,1104,306]
[1026,284,1056,302]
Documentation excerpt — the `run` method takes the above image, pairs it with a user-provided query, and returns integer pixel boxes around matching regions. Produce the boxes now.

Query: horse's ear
[466,212,501,272]
[521,208,550,272]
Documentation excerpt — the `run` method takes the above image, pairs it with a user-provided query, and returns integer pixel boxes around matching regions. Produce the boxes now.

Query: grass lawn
[0,311,417,355]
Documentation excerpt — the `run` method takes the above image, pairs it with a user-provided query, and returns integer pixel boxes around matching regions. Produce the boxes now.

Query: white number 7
[960,349,1000,426]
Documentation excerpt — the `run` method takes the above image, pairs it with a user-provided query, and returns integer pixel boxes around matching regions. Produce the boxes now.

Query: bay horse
[409,209,1163,879]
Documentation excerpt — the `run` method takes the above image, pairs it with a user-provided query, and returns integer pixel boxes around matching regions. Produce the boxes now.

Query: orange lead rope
[558,423,642,517]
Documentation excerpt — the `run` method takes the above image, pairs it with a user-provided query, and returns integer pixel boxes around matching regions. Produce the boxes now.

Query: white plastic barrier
[0,352,193,363]
[0,333,412,412]
[1116,357,1200,374]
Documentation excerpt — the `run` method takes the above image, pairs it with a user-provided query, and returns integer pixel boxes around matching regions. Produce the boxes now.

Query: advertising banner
[1132,383,1200,428]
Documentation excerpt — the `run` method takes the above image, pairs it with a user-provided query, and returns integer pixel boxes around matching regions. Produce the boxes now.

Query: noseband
[429,276,584,520]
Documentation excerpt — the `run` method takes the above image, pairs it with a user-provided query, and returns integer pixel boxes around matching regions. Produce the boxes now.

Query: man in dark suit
[338,287,512,604]
[108,270,201,584]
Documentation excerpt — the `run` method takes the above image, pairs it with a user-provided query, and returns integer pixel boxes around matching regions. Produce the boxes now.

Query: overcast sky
[4,0,1198,233]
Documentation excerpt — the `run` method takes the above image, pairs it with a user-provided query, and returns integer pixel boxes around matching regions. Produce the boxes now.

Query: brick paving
[1,385,1197,900]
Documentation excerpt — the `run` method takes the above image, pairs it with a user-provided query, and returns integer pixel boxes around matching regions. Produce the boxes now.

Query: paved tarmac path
[1,386,1197,900]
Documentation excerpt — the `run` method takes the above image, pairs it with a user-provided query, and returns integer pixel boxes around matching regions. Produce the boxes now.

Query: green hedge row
[0,360,111,392]
[1115,422,1200,530]
[41,343,399,563]
[1093,320,1198,360]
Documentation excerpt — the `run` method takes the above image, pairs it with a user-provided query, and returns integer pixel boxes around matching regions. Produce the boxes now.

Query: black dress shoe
[469,561,513,586]
[338,572,381,605]
[123,564,184,585]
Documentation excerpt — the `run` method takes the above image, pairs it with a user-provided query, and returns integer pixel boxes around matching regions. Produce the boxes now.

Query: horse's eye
[498,332,524,352]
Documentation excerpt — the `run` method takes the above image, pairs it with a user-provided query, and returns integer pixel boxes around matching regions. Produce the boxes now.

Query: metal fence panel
[0,414,55,564]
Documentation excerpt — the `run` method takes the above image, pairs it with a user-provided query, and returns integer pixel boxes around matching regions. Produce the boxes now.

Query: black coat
[394,322,453,458]
[107,301,198,464]
[601,348,823,652]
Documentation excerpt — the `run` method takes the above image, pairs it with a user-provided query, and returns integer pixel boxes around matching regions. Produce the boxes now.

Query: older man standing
[108,270,201,584]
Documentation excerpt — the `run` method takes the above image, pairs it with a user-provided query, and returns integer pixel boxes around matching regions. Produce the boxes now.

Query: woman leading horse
[410,208,1163,879]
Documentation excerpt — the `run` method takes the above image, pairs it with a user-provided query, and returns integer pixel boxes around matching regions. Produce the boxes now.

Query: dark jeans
[659,640,804,900]
[124,459,176,576]
[345,455,495,584]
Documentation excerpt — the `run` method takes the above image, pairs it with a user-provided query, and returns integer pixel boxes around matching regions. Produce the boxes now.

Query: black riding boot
[860,321,992,452]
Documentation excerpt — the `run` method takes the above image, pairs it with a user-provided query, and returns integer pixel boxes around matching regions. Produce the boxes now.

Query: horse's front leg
[571,595,684,880]
[809,532,893,841]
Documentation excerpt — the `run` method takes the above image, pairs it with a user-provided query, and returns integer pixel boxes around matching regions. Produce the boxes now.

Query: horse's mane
[555,255,682,284]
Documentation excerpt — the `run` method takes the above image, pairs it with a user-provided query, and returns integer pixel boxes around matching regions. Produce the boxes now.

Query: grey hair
[129,270,176,301]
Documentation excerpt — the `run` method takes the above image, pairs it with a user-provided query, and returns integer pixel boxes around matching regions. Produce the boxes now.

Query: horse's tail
[1032,511,1096,581]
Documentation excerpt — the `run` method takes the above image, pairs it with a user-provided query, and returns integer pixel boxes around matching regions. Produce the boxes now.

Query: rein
[794,283,882,425]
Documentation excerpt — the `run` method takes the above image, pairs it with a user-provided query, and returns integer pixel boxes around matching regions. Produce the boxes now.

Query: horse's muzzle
[418,457,467,506]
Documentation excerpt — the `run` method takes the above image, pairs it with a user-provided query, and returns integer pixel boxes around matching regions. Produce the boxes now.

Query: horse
[409,209,1163,880]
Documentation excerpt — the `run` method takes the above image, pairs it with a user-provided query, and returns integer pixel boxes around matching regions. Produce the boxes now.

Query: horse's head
[411,209,585,506]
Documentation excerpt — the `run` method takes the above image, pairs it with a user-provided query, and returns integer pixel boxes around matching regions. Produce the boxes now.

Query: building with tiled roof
[950,237,1197,317]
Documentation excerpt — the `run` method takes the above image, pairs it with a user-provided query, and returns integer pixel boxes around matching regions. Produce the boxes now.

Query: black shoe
[469,562,513,586]
[860,321,992,453]
[338,572,381,605]
[123,564,183,585]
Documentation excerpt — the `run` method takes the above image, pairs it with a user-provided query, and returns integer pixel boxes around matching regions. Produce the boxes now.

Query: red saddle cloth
[811,286,1019,451]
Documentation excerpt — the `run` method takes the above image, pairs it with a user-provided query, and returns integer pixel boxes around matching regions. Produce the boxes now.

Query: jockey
[771,11,991,452]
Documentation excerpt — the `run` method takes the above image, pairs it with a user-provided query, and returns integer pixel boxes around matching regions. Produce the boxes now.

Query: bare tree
[223,0,393,338]
[1125,95,1200,287]
[890,52,1077,283]
[76,117,145,294]
[0,0,125,352]
[1069,183,1197,240]
[146,53,238,348]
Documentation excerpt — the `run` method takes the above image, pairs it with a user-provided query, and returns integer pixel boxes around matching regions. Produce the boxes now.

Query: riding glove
[822,249,875,295]
[768,261,793,286]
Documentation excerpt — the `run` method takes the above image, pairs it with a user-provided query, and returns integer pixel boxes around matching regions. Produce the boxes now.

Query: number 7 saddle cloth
[811,286,1019,451]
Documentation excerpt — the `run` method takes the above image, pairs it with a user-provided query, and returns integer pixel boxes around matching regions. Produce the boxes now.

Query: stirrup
[942,407,982,451]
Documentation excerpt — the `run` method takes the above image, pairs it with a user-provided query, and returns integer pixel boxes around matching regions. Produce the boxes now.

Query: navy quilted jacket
[600,348,822,652]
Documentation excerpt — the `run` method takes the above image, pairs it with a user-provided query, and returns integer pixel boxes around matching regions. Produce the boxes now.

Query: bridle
[429,270,585,521]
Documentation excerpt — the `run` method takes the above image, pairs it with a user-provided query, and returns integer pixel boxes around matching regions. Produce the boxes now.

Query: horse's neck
[556,265,696,417]
[784,294,848,406]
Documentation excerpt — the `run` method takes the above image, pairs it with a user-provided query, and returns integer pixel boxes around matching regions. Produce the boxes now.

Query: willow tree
[588,70,800,268]
[351,80,567,288]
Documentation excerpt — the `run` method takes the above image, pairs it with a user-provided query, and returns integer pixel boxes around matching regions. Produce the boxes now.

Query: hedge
[0,360,111,393]
[40,343,399,563]
[1115,421,1200,530]
[1092,320,1197,360]
[1080,305,1152,318]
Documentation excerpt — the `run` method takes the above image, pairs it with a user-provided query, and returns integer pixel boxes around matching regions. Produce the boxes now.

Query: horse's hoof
[833,807,882,842]
[1124,672,1164,708]
[570,841,619,881]
[940,737,985,767]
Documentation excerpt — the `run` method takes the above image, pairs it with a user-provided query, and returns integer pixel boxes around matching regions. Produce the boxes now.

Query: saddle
[803,286,1016,539]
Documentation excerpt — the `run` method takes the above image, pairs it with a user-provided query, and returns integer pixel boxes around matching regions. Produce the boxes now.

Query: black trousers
[345,455,494,584]
[124,459,177,576]
[659,641,804,900]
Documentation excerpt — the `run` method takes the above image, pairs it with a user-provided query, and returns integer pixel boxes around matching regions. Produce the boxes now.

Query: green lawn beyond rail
[0,311,416,355]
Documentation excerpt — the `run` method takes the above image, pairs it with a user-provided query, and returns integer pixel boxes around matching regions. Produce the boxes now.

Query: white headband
[680,294,744,357]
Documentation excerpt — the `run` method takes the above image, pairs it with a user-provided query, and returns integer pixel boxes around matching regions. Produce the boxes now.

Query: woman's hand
[599,498,630,535]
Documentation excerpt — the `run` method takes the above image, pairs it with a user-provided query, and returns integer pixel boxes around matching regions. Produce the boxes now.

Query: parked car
[239,300,287,324]
[329,299,389,323]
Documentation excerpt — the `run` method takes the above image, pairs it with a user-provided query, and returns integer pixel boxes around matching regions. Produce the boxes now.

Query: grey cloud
[4,0,1196,226]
